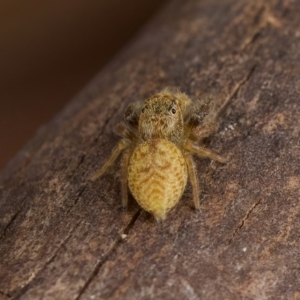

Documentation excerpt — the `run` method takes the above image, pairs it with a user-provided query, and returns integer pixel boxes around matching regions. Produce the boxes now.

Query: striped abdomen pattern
[128,139,187,220]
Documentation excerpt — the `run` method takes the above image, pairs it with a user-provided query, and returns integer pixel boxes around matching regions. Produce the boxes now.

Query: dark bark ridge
[0,0,300,299]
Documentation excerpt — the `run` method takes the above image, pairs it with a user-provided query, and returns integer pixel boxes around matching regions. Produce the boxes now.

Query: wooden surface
[1,0,300,299]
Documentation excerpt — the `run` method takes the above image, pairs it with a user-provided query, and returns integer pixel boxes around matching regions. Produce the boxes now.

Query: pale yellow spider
[91,89,226,221]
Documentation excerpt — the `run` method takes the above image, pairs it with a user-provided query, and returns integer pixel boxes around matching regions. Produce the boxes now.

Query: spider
[91,89,226,221]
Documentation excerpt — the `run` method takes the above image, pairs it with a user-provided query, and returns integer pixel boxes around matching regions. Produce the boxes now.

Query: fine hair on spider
[91,89,226,221]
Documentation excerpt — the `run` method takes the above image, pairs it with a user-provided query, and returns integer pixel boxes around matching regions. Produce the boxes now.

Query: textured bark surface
[0,0,300,299]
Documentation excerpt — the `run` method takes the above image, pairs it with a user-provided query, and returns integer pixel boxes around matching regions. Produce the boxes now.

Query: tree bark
[1,0,300,299]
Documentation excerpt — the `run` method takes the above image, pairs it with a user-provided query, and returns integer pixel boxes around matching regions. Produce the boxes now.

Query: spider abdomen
[128,139,187,220]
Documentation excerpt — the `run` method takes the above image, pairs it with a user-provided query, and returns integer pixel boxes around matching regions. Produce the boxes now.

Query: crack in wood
[77,153,86,168]
[0,290,12,299]
[241,4,282,50]
[245,31,261,49]
[75,209,141,300]
[215,4,278,121]
[0,210,21,241]
[66,185,88,215]
[240,5,267,50]
[13,220,83,300]
[0,195,28,240]
[228,199,262,244]
[44,220,83,267]
[94,104,124,146]
[1,169,87,297]
[216,65,256,120]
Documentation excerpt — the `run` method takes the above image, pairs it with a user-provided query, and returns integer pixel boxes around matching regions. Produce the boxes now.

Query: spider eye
[171,108,176,114]
[141,108,145,113]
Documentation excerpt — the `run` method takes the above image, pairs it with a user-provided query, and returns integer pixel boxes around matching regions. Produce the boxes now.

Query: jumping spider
[91,89,226,221]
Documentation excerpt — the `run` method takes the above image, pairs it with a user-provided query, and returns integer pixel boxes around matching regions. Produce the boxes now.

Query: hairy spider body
[128,139,187,220]
[91,89,226,221]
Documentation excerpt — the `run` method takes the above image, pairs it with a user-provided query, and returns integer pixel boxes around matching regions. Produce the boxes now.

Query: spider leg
[184,140,226,163]
[90,140,128,181]
[121,150,130,208]
[184,154,200,209]
[188,122,218,140]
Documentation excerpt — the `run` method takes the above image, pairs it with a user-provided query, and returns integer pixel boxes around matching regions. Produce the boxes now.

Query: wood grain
[1,0,300,299]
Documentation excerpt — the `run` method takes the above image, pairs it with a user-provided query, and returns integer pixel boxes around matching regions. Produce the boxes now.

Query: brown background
[0,0,167,170]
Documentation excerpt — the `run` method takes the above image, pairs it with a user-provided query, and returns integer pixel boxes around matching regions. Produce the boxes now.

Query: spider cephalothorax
[91,89,226,221]
[139,93,184,144]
